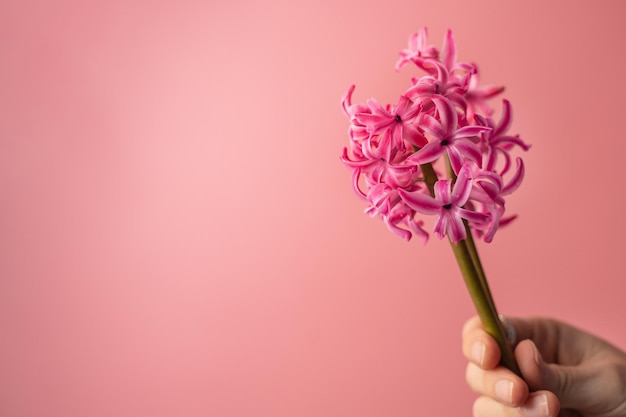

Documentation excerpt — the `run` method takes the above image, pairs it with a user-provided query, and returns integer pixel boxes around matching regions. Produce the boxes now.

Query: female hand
[462,316,626,417]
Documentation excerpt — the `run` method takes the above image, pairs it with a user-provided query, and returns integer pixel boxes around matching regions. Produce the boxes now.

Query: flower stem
[420,162,521,377]
[450,233,521,377]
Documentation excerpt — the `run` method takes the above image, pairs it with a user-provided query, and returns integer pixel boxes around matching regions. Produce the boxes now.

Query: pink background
[1,1,625,416]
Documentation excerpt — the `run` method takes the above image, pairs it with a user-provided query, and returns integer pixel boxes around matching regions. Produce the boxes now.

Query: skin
[462,316,626,417]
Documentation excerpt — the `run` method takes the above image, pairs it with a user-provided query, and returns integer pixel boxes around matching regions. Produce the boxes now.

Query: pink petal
[353,113,383,128]
[484,147,498,171]
[441,29,457,70]
[402,122,428,147]
[366,98,390,117]
[405,139,445,166]
[457,207,490,223]
[491,135,531,152]
[433,212,448,240]
[341,85,356,117]
[405,81,436,98]
[482,222,498,243]
[350,169,367,199]
[384,216,412,241]
[446,146,465,174]
[493,99,513,137]
[432,96,457,132]
[452,139,482,166]
[419,113,446,138]
[395,95,413,115]
[428,60,449,86]
[453,125,491,138]
[401,96,423,120]
[478,170,504,191]
[340,147,376,169]
[398,189,440,214]
[445,93,467,113]
[406,217,429,243]
[433,179,452,205]
[447,213,467,244]
[451,164,473,205]
[472,84,505,100]
[501,157,525,195]
[476,181,503,204]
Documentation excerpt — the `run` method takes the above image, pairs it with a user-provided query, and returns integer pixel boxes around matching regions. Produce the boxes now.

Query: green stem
[420,162,521,377]
[454,229,521,377]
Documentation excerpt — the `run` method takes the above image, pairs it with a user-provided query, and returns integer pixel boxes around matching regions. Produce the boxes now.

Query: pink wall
[1,1,625,416]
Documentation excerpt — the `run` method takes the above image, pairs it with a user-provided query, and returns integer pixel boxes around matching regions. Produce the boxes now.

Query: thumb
[515,339,594,410]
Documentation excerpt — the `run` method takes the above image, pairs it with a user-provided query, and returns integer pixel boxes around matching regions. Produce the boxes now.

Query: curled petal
[419,113,446,138]
[445,92,467,113]
[457,207,490,224]
[405,139,446,166]
[355,113,390,133]
[477,182,503,204]
[398,189,440,214]
[396,95,414,115]
[341,85,356,117]
[453,125,491,138]
[350,169,367,200]
[493,99,513,137]
[340,148,376,169]
[433,179,452,204]
[406,217,429,243]
[502,157,525,195]
[402,122,428,147]
[366,97,390,117]
[405,79,437,98]
[451,164,473,205]
[491,135,531,152]
[384,216,412,241]
[446,146,465,175]
[432,96,457,132]
[501,151,513,175]
[453,139,482,166]
[481,209,502,243]
[484,146,498,172]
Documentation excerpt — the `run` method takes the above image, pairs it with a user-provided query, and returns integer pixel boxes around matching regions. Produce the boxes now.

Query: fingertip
[472,391,556,417]
[462,328,501,369]
[509,376,530,407]
[462,315,483,336]
[471,340,486,367]
[521,391,560,417]
[515,339,543,390]
[545,391,561,417]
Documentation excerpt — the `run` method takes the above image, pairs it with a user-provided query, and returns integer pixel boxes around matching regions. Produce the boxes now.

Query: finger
[506,317,588,364]
[466,362,529,406]
[463,315,484,336]
[463,326,501,369]
[472,391,560,417]
[515,339,600,410]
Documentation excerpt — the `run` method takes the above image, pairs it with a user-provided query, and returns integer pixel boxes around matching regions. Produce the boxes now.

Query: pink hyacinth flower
[355,95,427,152]
[398,164,489,243]
[395,27,439,71]
[406,97,489,173]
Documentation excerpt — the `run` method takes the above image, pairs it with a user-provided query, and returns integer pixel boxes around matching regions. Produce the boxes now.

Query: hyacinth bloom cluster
[341,28,530,244]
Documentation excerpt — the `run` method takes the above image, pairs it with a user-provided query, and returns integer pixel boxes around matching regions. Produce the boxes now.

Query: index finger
[462,315,484,337]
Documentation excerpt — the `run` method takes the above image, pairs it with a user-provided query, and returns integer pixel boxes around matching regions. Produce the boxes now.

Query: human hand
[462,316,626,417]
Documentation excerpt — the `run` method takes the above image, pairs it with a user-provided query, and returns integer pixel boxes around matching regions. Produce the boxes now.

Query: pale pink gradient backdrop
[1,1,625,416]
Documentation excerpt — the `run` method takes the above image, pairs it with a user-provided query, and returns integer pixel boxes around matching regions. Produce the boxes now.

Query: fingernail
[531,342,541,366]
[495,379,513,404]
[471,341,485,366]
[522,393,549,417]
